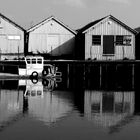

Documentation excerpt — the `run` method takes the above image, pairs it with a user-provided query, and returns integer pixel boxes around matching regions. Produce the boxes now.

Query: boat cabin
[19,56,44,76]
[19,56,62,77]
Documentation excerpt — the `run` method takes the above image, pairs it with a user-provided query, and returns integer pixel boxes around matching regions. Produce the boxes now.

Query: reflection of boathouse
[20,80,74,125]
[0,89,24,129]
[84,91,134,127]
[27,91,73,125]
[0,79,73,130]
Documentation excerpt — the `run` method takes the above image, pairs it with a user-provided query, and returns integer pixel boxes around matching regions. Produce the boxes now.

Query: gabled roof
[27,16,77,35]
[78,15,138,35]
[77,16,107,33]
[0,13,25,31]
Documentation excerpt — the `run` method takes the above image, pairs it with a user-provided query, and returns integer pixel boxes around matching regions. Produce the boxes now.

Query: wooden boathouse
[0,13,25,60]
[76,15,137,60]
[27,16,77,59]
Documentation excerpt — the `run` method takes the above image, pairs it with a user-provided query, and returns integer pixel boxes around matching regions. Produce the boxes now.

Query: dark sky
[0,0,139,30]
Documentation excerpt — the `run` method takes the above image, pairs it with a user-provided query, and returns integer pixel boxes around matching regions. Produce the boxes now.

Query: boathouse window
[116,35,132,46]
[123,35,132,46]
[7,35,21,40]
[92,35,101,45]
[116,36,124,45]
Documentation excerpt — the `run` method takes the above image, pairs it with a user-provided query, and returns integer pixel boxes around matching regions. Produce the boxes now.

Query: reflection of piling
[67,63,70,77]
[0,49,1,61]
[2,65,4,72]
[23,91,28,114]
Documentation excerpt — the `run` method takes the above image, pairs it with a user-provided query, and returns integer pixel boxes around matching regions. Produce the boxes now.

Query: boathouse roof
[135,27,140,33]
[78,15,138,34]
[27,15,77,35]
[0,13,25,31]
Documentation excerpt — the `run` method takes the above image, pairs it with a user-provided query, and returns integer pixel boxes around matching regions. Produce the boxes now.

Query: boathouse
[0,13,25,60]
[76,15,137,60]
[27,16,77,59]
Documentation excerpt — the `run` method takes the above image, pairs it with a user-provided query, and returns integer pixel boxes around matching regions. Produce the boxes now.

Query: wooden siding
[85,18,135,60]
[0,17,24,60]
[28,19,75,57]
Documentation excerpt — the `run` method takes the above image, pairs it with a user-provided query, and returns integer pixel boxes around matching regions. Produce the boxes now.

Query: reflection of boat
[19,79,73,125]
[84,91,135,128]
[18,78,58,97]
[19,56,61,78]
[24,80,44,98]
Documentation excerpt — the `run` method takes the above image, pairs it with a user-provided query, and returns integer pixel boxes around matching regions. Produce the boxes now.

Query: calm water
[0,65,140,140]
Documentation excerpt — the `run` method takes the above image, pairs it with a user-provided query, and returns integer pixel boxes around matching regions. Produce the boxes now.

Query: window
[37,58,42,64]
[32,58,36,64]
[116,36,123,45]
[92,35,101,45]
[116,35,132,46]
[37,91,42,96]
[7,35,21,40]
[31,90,36,96]
[123,35,132,46]
[26,59,31,64]
[26,90,30,96]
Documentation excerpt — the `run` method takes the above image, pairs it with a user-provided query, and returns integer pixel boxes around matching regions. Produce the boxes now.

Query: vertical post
[132,64,135,89]
[67,63,69,78]
[122,46,125,59]
[51,46,52,59]
[67,64,70,88]
[2,65,4,72]
[87,63,91,87]
[100,64,102,88]
[18,45,19,60]
[0,48,1,61]
[84,64,86,80]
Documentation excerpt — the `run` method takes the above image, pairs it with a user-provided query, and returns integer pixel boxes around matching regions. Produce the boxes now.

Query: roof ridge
[0,12,25,31]
[27,15,77,34]
[78,15,137,34]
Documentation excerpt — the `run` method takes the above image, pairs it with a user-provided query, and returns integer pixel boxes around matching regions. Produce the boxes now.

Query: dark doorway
[103,35,114,55]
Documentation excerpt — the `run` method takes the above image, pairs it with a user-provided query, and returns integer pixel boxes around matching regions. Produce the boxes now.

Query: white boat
[19,56,61,77]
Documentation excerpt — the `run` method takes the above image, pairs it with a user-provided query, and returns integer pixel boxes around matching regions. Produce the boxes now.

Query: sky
[0,0,140,30]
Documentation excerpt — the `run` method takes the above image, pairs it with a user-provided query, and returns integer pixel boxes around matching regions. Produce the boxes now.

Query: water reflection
[0,78,75,131]
[0,69,140,138]
[22,79,73,125]
[0,86,24,131]
[84,91,134,129]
